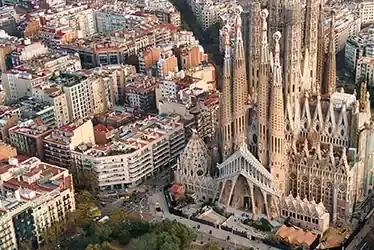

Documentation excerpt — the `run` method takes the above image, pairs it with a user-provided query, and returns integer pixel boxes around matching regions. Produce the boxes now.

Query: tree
[78,190,96,205]
[127,233,158,250]
[18,240,33,250]
[109,208,128,222]
[86,222,112,242]
[118,230,131,246]
[202,242,220,250]
[157,231,181,250]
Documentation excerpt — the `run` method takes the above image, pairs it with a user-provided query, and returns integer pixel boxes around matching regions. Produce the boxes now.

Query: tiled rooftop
[10,120,52,137]
[0,157,72,212]
[76,114,183,157]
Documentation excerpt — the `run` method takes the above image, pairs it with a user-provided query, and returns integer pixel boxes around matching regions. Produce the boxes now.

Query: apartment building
[12,97,56,127]
[0,157,75,249]
[95,7,143,34]
[20,18,41,38]
[61,21,176,68]
[90,64,136,104]
[32,84,70,126]
[175,30,200,47]
[43,119,95,168]
[9,120,52,160]
[2,51,80,103]
[71,114,185,192]
[49,73,93,122]
[345,26,374,72]
[184,63,216,88]
[143,0,181,29]
[10,40,48,67]
[158,75,212,101]
[42,5,96,38]
[175,45,208,70]
[85,69,117,114]
[124,74,160,112]
[0,11,16,36]
[360,0,374,26]
[0,106,19,143]
[156,45,178,79]
[355,57,374,85]
[187,0,237,31]
[158,85,219,141]
[324,5,361,53]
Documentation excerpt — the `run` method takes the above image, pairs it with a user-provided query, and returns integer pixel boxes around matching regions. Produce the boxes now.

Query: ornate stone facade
[248,6,374,225]
[174,131,218,201]
[281,194,330,232]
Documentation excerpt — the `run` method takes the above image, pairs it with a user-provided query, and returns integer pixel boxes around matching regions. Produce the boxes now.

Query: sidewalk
[150,191,278,250]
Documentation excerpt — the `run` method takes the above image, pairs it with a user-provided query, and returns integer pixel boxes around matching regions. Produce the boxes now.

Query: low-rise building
[0,157,75,249]
[72,114,185,192]
[9,119,52,160]
[43,119,95,168]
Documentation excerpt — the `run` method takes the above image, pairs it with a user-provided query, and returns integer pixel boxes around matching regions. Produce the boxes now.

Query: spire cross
[260,9,269,46]
[273,31,282,66]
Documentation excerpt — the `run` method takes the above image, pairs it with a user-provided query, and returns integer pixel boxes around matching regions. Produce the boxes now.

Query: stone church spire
[303,0,319,94]
[316,1,325,95]
[220,26,233,160]
[257,9,271,167]
[247,1,262,102]
[232,6,248,151]
[284,0,302,134]
[323,11,336,96]
[270,31,287,192]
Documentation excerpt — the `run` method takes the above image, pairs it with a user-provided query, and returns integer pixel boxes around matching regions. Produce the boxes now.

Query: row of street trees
[31,191,196,250]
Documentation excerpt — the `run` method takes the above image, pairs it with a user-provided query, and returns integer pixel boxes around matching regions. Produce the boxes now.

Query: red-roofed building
[44,119,95,168]
[94,124,115,144]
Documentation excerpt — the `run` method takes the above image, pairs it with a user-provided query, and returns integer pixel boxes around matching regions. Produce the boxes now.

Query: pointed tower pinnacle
[316,0,324,95]
[303,0,319,94]
[359,80,369,113]
[269,31,287,193]
[257,9,270,167]
[323,10,336,96]
[220,26,233,160]
[232,5,248,151]
[284,0,302,133]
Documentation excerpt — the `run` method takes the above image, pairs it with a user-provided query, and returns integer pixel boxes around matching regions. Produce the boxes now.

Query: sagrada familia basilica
[175,0,374,228]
